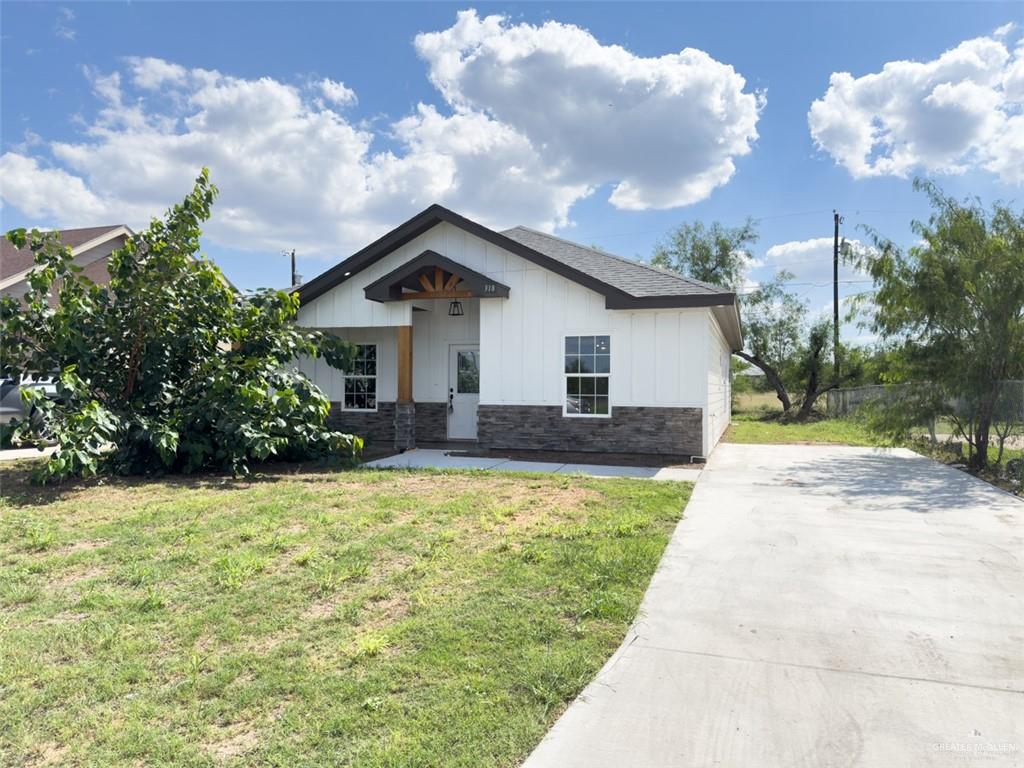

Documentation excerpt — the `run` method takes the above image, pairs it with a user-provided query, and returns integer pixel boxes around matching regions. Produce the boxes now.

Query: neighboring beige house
[1,225,132,304]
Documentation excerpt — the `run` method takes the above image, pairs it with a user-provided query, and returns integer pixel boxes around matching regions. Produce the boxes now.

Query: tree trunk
[795,362,821,421]
[970,384,999,471]
[795,381,842,421]
[735,351,791,412]
[792,329,850,422]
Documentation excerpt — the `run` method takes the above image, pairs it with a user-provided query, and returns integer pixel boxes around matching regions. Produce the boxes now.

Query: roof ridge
[503,225,732,294]
[54,224,126,232]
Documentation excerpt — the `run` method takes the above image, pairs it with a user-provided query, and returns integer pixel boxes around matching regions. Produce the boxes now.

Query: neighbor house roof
[1,225,130,282]
[296,204,743,349]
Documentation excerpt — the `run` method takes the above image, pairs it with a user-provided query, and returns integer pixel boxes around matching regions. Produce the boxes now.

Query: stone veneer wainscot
[476,405,703,457]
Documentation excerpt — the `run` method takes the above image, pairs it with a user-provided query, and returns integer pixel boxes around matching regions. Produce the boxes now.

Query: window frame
[562,333,612,419]
[455,348,480,395]
[342,343,378,412]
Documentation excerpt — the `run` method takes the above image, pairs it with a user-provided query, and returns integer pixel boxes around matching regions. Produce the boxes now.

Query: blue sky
[2,2,1021,343]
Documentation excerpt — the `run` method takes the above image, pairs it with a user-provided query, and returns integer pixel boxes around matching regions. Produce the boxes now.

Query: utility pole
[284,249,297,287]
[832,211,841,379]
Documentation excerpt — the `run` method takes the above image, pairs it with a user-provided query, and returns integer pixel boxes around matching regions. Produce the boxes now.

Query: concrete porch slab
[363,448,703,482]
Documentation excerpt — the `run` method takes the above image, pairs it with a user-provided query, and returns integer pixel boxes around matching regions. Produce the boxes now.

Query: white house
[295,205,742,459]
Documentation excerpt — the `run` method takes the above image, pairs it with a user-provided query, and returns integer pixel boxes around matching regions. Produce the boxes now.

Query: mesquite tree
[652,218,759,293]
[653,218,825,415]
[787,318,861,421]
[855,180,1024,470]
[735,271,808,413]
[1,169,360,482]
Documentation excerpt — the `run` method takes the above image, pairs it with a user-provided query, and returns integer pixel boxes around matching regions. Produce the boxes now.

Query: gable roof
[296,204,742,348]
[1,225,130,281]
[500,226,733,300]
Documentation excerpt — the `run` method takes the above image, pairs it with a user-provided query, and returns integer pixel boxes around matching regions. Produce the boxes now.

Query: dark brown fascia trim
[295,204,640,306]
[363,249,511,302]
[604,292,737,310]
[296,206,448,304]
[295,203,738,313]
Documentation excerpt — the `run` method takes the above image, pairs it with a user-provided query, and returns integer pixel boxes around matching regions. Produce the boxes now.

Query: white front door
[447,344,480,440]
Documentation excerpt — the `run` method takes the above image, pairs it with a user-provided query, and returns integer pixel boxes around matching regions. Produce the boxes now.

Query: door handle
[448,387,454,413]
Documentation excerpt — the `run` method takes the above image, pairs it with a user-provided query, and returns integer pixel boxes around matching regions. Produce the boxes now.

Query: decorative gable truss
[363,250,511,303]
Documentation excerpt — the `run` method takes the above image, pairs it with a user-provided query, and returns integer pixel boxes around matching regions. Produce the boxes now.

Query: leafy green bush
[1,169,361,482]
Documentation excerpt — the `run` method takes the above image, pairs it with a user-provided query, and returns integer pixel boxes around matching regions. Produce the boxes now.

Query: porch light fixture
[448,300,464,317]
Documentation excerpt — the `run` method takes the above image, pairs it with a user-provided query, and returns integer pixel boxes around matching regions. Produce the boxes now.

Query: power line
[568,206,921,242]
[738,278,873,295]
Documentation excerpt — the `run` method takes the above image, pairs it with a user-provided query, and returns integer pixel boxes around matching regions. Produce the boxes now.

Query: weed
[213,551,269,590]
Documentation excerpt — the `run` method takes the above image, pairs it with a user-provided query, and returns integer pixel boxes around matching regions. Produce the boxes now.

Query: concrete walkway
[0,445,55,462]
[524,443,1023,768]
[364,448,703,482]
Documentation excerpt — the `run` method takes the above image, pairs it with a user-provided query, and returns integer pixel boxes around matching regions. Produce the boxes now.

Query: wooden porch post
[397,325,413,403]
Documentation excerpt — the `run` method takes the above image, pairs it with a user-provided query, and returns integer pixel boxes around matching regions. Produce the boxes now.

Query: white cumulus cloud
[763,236,868,285]
[127,57,188,90]
[808,27,1024,184]
[318,78,357,106]
[1,11,761,256]
[415,10,763,209]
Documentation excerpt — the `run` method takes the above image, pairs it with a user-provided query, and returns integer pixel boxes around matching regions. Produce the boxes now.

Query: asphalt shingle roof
[1,225,125,280]
[499,226,733,299]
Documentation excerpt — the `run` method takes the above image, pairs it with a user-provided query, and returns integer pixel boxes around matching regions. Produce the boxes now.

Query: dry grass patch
[203,722,261,762]
[26,742,68,768]
[48,563,108,589]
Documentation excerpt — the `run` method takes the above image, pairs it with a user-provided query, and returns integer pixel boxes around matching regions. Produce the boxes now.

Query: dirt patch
[26,742,67,767]
[466,481,601,533]
[30,611,90,627]
[202,699,291,762]
[244,627,299,656]
[361,593,411,630]
[57,539,106,555]
[204,724,259,762]
[302,592,347,621]
[49,564,107,589]
[489,481,595,506]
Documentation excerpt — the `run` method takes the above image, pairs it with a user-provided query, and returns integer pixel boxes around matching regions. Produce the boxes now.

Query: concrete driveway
[524,444,1023,767]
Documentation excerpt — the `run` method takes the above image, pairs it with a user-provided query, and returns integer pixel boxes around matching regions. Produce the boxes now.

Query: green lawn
[724,412,884,446]
[0,465,690,767]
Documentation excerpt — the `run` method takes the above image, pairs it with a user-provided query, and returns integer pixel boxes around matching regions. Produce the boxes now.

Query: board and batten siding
[410,297,480,403]
[479,270,708,410]
[705,312,733,455]
[297,221,713,427]
[297,326,398,403]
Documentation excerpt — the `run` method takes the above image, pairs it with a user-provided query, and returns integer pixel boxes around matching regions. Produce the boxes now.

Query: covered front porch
[301,250,508,450]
